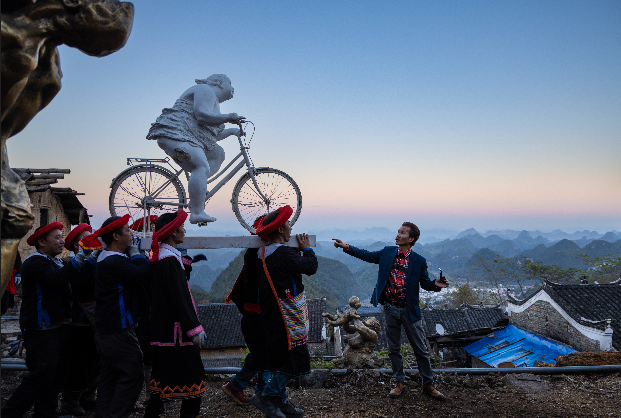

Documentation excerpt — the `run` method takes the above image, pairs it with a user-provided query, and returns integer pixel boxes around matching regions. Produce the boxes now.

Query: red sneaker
[222,382,251,405]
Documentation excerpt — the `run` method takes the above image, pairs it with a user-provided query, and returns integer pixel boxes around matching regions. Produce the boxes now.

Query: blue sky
[9,0,621,234]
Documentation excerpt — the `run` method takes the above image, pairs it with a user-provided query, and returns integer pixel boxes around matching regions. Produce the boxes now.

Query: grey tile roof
[547,283,620,350]
[508,281,621,350]
[197,298,327,349]
[421,304,507,338]
[197,303,245,349]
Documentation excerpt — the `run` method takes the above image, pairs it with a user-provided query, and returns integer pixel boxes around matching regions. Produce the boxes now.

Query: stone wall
[510,300,600,352]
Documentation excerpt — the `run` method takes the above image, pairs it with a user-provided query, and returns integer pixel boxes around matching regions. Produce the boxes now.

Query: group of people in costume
[1,212,206,418]
[2,203,449,418]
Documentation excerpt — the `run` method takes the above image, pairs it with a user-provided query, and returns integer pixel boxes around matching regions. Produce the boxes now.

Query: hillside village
[188,228,621,309]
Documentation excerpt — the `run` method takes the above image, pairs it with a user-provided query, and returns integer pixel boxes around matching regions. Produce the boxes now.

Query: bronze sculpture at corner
[1,0,134,295]
[323,296,383,369]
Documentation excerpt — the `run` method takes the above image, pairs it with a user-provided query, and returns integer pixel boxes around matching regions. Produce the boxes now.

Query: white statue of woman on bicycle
[147,74,244,224]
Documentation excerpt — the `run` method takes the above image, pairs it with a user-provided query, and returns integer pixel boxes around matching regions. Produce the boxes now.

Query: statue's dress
[147,98,224,157]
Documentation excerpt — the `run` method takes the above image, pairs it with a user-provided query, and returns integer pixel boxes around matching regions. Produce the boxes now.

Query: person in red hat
[130,215,158,233]
[145,211,206,418]
[59,223,101,415]
[1,222,96,418]
[88,215,151,418]
[251,206,317,418]
[222,216,270,406]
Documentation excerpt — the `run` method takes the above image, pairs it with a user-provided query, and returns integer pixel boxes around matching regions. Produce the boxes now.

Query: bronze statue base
[333,342,384,369]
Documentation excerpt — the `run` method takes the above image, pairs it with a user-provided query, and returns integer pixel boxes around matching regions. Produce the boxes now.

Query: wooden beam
[25,169,70,174]
[26,179,57,186]
[137,235,316,250]
[32,174,64,179]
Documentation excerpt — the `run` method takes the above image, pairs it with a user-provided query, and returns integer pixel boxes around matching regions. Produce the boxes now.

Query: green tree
[576,254,621,283]
[446,282,479,308]
[521,259,581,285]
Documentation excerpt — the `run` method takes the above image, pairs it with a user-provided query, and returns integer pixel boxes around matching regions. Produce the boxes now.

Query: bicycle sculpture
[108,121,302,233]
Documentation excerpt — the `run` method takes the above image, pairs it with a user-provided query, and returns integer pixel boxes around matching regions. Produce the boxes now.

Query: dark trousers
[384,304,434,386]
[1,326,69,418]
[62,325,100,393]
[94,329,144,418]
[144,395,201,418]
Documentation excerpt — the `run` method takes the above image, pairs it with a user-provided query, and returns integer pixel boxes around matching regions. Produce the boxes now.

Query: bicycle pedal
[197,222,209,227]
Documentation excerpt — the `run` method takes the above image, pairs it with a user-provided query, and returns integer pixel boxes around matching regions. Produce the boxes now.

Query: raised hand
[332,238,347,249]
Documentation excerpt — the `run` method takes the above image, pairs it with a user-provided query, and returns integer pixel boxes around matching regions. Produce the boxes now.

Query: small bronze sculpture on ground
[323,296,384,369]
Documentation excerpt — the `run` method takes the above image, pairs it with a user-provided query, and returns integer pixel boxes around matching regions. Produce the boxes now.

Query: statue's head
[348,296,361,309]
[53,0,134,56]
[196,74,233,101]
[363,317,381,333]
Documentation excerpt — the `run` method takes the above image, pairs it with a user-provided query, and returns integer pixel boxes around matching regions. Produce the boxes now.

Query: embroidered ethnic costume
[1,223,90,418]
[92,215,152,418]
[146,211,205,417]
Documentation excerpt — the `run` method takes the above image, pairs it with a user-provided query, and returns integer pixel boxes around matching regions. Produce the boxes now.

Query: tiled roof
[509,281,621,350]
[421,304,507,338]
[197,304,245,349]
[197,298,327,349]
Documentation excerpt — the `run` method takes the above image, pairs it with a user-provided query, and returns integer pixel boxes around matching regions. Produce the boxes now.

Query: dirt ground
[2,370,620,417]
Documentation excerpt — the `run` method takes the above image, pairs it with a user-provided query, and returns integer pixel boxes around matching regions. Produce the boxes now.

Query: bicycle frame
[145,122,270,208]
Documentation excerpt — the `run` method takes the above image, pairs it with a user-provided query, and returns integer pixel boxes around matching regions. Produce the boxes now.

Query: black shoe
[250,393,286,418]
[279,399,304,417]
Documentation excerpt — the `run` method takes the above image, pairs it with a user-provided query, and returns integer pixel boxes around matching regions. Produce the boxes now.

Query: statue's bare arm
[192,85,239,126]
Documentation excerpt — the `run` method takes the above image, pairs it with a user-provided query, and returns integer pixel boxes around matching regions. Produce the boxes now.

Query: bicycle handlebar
[236,120,246,137]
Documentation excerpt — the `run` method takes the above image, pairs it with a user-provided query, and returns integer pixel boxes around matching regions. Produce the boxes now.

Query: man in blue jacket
[333,222,449,400]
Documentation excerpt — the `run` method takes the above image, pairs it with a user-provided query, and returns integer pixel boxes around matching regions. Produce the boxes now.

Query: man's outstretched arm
[333,239,382,264]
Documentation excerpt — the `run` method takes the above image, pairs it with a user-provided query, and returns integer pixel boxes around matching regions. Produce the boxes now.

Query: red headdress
[250,215,266,235]
[255,206,293,241]
[130,215,158,231]
[64,223,92,251]
[26,222,64,246]
[150,210,187,262]
[79,214,131,251]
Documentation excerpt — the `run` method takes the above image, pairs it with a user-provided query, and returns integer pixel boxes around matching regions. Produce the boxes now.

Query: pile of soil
[555,351,621,366]
[2,370,620,417]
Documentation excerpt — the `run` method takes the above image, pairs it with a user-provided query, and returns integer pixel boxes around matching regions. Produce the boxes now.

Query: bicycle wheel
[109,165,187,221]
[232,168,302,232]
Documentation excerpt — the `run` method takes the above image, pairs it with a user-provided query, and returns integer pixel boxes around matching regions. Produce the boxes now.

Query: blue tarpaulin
[464,324,577,367]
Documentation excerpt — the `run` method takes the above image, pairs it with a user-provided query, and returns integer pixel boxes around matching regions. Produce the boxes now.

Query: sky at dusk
[8,0,621,235]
